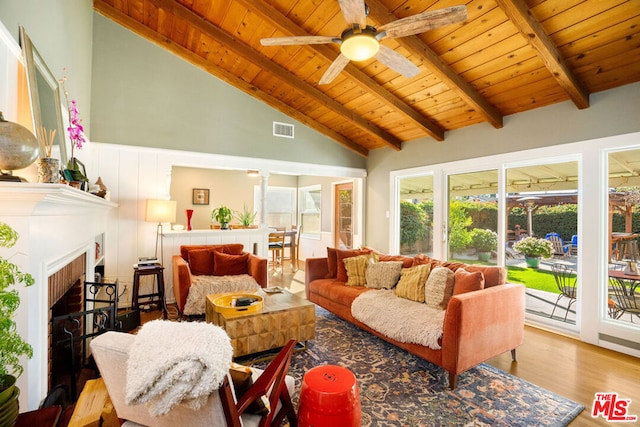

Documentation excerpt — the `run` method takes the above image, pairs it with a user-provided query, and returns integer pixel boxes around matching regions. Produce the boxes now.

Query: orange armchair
[172,244,268,314]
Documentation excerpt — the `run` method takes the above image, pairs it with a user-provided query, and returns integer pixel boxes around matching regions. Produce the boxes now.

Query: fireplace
[0,183,117,411]
[48,254,86,398]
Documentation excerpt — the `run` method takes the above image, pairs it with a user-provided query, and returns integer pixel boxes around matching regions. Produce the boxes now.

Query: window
[255,186,296,229]
[299,185,321,236]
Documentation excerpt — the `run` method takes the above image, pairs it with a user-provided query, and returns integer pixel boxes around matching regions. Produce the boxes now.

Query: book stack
[134,257,160,269]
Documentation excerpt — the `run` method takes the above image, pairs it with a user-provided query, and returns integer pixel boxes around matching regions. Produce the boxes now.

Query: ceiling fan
[260,0,467,85]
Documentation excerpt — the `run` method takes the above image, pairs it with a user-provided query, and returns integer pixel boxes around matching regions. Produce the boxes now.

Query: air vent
[273,121,294,139]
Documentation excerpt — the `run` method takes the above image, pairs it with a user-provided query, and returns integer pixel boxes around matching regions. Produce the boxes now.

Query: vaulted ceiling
[93,0,640,157]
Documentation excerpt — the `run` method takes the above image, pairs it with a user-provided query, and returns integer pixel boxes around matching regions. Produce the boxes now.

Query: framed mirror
[19,26,68,166]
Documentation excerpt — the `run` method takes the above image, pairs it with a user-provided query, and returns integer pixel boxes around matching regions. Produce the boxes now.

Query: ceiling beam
[240,0,445,142]
[93,0,369,157]
[143,0,402,152]
[366,0,504,129]
[494,0,590,109]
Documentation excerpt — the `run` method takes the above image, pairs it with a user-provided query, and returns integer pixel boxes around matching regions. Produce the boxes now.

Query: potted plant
[470,228,497,262]
[211,205,233,230]
[0,222,34,422]
[513,236,554,268]
[235,204,257,228]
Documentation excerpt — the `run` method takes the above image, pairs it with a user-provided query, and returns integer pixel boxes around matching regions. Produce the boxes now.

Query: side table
[132,264,166,319]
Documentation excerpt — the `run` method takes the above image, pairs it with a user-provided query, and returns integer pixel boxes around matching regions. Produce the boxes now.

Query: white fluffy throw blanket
[351,290,446,350]
[184,274,260,315]
[125,320,233,416]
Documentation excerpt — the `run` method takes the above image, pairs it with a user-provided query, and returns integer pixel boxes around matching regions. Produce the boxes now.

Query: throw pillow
[424,266,455,310]
[326,247,338,278]
[377,254,414,268]
[365,261,403,289]
[229,363,269,415]
[336,248,373,282]
[395,264,431,302]
[213,251,249,276]
[187,249,215,275]
[453,268,485,295]
[343,253,377,287]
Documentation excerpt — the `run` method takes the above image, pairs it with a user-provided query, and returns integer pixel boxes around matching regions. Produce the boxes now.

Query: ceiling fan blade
[260,36,337,46]
[374,45,420,78]
[378,6,467,40]
[338,0,367,27]
[319,54,351,85]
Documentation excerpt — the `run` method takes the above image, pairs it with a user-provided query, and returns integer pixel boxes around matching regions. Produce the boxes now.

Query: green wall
[0,0,94,135]
[89,13,366,169]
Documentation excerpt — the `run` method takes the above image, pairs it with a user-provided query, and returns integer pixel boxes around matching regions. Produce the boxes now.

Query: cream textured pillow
[344,253,377,286]
[394,264,431,302]
[365,261,403,289]
[424,266,455,310]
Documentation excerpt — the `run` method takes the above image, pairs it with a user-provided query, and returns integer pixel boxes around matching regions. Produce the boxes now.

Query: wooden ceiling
[93,0,640,157]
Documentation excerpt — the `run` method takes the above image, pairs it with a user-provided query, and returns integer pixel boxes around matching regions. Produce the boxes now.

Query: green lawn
[451,258,567,294]
[506,266,560,294]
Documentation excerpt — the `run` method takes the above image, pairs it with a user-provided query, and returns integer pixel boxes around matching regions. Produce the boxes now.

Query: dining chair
[268,232,286,276]
[550,263,578,321]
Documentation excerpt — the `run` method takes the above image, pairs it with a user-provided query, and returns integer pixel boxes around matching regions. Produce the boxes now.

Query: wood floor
[147,264,640,426]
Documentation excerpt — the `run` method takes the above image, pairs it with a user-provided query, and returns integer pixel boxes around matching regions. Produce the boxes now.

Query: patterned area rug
[253,307,584,427]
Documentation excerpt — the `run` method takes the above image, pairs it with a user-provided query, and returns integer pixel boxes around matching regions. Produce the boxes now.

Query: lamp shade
[145,199,177,223]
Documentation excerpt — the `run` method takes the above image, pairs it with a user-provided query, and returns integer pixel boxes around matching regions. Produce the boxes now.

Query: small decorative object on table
[0,112,40,182]
[35,126,59,183]
[60,69,88,188]
[185,209,194,231]
[212,205,233,230]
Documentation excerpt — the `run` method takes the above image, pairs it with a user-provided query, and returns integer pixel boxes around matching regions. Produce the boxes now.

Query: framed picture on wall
[192,188,210,205]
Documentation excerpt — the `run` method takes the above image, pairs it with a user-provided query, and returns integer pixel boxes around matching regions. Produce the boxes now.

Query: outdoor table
[608,269,640,295]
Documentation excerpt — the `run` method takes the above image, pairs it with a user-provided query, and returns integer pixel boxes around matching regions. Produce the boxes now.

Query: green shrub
[470,228,498,252]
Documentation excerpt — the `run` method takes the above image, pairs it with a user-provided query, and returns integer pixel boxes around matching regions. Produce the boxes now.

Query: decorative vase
[36,157,60,183]
[186,209,194,231]
[525,256,540,268]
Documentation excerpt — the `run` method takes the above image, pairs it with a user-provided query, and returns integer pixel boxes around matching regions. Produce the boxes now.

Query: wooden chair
[268,232,286,275]
[220,339,298,427]
[550,263,577,321]
[547,234,569,257]
[90,332,298,427]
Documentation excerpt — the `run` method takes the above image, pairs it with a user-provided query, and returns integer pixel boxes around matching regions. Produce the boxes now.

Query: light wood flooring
[150,265,640,426]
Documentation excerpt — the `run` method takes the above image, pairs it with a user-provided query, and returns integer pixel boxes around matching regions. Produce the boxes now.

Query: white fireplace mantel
[0,182,117,410]
[0,182,117,216]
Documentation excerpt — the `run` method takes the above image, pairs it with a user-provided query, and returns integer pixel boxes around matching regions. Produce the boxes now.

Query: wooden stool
[132,264,166,318]
[298,365,361,427]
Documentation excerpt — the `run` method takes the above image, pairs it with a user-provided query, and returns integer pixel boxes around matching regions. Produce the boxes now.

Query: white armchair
[90,331,297,427]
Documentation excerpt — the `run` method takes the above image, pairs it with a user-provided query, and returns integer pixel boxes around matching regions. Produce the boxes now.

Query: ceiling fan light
[340,34,379,61]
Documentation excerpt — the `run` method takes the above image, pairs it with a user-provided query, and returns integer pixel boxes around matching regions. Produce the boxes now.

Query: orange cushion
[378,253,414,268]
[187,249,215,275]
[412,253,441,269]
[453,268,485,295]
[213,251,249,276]
[326,247,338,278]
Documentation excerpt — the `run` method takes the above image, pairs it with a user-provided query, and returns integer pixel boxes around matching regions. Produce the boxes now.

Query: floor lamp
[145,199,177,264]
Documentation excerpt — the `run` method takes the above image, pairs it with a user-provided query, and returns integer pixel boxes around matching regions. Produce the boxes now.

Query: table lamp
[145,199,177,263]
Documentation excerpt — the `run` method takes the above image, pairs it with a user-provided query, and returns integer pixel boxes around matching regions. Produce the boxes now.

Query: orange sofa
[305,248,525,389]
[172,244,268,314]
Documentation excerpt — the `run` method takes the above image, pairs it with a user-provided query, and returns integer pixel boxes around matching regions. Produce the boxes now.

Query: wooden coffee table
[205,289,316,358]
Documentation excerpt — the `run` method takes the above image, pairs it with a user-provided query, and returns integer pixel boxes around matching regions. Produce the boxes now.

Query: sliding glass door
[447,170,498,264]
[398,174,434,256]
[505,160,579,328]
